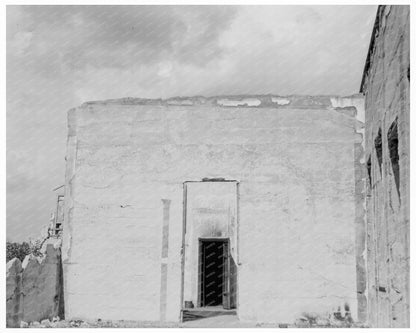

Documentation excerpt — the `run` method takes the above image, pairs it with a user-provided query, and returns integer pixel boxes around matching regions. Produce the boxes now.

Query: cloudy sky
[7,5,377,241]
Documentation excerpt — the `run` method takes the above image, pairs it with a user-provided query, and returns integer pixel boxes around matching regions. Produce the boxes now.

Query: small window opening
[366,156,372,188]
[379,286,387,293]
[53,195,64,237]
[388,118,400,198]
[374,128,383,175]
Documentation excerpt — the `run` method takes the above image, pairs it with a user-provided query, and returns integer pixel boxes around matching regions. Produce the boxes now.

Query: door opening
[198,238,236,309]
[181,181,239,322]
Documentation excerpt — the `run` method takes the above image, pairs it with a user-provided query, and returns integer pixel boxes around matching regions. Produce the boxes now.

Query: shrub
[6,241,31,262]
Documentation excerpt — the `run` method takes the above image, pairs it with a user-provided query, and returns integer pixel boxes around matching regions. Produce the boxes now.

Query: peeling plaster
[271,97,291,105]
[167,99,194,106]
[216,98,261,107]
[330,95,365,123]
[81,95,365,111]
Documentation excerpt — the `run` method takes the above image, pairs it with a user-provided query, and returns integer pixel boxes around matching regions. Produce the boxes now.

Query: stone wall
[6,240,64,327]
[360,5,410,328]
[62,94,364,324]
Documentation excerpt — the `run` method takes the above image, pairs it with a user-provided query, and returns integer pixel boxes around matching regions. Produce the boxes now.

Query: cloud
[6,5,377,241]
[7,5,238,73]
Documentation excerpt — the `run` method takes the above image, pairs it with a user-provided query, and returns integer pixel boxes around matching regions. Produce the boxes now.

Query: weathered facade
[62,95,365,324]
[360,5,410,328]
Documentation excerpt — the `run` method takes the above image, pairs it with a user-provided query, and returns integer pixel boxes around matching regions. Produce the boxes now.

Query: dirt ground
[24,314,368,328]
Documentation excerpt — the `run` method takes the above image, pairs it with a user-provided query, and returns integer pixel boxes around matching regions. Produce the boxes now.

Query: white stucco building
[62,94,365,325]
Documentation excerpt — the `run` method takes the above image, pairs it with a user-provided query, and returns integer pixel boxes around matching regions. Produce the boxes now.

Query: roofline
[359,5,384,93]
[75,94,364,110]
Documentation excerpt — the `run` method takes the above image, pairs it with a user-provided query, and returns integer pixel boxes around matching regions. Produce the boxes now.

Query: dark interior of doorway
[182,239,237,322]
[198,238,237,309]
[199,239,225,307]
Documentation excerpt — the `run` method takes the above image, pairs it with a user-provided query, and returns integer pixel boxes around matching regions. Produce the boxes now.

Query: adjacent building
[360,5,410,328]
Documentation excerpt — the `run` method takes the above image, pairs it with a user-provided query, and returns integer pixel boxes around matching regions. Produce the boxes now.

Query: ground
[23,314,368,328]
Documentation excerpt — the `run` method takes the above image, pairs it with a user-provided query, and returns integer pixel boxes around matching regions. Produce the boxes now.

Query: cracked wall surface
[62,94,364,324]
[360,5,410,328]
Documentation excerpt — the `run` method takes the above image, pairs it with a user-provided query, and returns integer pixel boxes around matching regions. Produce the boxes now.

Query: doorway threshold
[182,307,237,322]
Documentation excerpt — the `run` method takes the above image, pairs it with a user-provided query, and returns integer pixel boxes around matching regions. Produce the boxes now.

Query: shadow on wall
[6,239,64,328]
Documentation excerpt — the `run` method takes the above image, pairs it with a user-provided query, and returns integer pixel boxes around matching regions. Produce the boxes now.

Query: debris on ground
[21,313,368,328]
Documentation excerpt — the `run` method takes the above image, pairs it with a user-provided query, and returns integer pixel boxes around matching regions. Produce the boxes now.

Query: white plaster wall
[63,96,362,324]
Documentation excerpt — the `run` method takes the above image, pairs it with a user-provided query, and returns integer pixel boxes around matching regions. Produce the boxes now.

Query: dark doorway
[199,239,236,309]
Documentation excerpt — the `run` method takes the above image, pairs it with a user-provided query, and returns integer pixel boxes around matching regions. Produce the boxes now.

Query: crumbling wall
[6,258,23,327]
[360,5,410,328]
[63,94,364,324]
[6,241,64,327]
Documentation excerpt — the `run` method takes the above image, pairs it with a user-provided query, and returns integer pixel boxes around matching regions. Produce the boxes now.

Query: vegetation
[6,241,31,262]
[6,227,53,263]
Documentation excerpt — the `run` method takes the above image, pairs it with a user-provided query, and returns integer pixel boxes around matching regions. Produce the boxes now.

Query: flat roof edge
[78,94,363,109]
